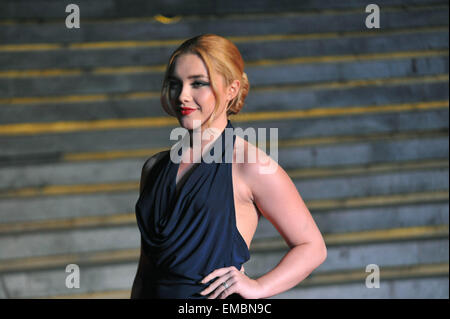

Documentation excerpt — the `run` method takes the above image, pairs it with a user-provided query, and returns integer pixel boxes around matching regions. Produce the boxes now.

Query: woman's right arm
[131,151,167,298]
[139,151,167,195]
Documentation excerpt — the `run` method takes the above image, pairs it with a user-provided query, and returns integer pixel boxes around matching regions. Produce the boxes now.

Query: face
[167,53,230,131]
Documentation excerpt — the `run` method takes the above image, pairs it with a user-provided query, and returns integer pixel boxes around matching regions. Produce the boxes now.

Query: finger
[210,277,236,299]
[203,267,241,297]
[201,266,233,284]
[219,281,237,299]
[200,274,233,296]
[207,282,226,299]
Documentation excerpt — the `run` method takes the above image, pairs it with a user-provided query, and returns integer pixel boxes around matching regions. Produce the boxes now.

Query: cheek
[195,89,216,109]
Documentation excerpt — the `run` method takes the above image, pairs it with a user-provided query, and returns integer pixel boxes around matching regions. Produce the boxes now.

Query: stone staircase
[0,0,448,299]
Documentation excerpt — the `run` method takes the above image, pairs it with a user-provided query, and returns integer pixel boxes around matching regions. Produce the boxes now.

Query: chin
[178,117,203,131]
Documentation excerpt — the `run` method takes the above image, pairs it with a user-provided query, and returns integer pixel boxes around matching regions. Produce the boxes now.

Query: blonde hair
[160,34,250,128]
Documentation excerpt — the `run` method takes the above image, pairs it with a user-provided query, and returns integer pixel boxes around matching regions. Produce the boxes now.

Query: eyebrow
[168,74,209,80]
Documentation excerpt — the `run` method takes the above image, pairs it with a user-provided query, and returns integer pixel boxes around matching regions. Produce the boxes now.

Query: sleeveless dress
[134,120,250,299]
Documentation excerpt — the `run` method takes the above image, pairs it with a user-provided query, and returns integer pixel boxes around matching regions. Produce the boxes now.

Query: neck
[189,116,227,148]
[183,116,228,163]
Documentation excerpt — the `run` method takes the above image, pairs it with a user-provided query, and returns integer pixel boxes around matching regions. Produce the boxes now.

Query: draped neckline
[168,120,234,204]
[134,118,251,297]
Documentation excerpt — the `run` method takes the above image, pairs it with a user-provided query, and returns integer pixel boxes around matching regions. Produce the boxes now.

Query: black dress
[133,120,250,298]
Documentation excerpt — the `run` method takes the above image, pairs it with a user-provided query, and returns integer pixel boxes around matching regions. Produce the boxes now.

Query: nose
[177,83,191,106]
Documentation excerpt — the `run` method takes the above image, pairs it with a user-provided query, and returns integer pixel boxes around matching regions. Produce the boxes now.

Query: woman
[131,34,327,299]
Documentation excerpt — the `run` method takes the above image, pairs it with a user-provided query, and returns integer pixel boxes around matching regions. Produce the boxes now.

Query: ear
[227,79,241,101]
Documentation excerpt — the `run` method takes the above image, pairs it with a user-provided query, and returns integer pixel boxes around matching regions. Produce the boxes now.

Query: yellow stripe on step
[60,129,448,162]
[302,262,449,286]
[0,181,138,198]
[0,213,137,234]
[0,25,446,52]
[0,49,447,78]
[0,191,447,234]
[0,74,446,105]
[251,225,449,251]
[41,262,449,298]
[0,227,447,274]
[0,100,447,136]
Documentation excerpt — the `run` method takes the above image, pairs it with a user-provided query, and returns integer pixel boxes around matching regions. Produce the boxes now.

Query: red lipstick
[179,108,197,116]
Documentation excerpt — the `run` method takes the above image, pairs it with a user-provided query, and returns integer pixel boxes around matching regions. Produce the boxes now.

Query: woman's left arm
[200,152,327,299]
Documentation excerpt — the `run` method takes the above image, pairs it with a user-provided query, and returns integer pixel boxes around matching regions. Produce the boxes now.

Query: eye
[192,81,209,88]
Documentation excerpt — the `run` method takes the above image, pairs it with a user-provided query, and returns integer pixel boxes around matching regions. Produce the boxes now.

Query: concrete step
[0,192,137,224]
[0,0,447,301]
[293,168,448,201]
[0,75,447,124]
[1,168,448,237]
[0,225,140,260]
[0,159,447,201]
[273,275,449,298]
[1,27,447,71]
[0,194,447,235]
[0,105,447,157]
[92,275,450,299]
[1,53,447,98]
[0,168,447,258]
[245,238,449,287]
[0,130,447,188]
[0,238,447,298]
[0,127,447,168]
[1,0,446,19]
[279,135,448,170]
[37,275,450,299]
[29,275,447,299]
[247,238,449,277]
[1,262,136,298]
[1,5,447,44]
[2,224,446,272]
[255,201,449,238]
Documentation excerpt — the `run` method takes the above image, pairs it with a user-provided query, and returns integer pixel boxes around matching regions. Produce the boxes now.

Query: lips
[179,107,197,115]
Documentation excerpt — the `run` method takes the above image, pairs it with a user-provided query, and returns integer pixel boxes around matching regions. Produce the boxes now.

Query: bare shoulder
[234,135,303,211]
[233,135,282,200]
[234,135,280,177]
[234,136,324,250]
[140,150,169,194]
